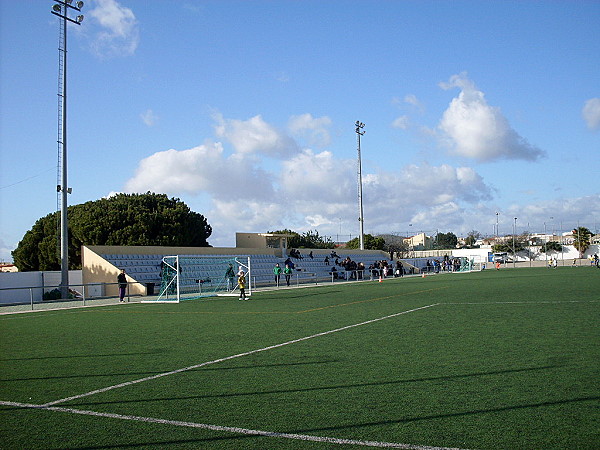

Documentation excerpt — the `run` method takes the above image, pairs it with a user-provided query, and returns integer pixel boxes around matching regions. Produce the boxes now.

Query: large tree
[435,232,458,249]
[12,193,212,271]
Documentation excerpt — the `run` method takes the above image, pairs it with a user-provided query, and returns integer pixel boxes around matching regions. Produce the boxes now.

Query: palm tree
[572,227,592,258]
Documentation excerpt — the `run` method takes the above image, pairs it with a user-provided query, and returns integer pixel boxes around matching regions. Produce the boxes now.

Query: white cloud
[0,237,14,263]
[582,98,600,131]
[140,109,158,127]
[213,113,298,157]
[288,114,332,147]
[391,115,409,129]
[280,149,355,204]
[124,141,275,199]
[404,94,425,112]
[89,0,139,57]
[438,73,545,162]
[123,113,499,245]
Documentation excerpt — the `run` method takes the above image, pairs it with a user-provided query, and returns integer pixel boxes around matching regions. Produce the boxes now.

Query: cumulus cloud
[280,149,356,205]
[213,113,298,157]
[140,109,158,127]
[438,73,545,162]
[88,0,139,57]
[123,113,499,245]
[124,141,275,200]
[288,114,332,147]
[582,98,600,131]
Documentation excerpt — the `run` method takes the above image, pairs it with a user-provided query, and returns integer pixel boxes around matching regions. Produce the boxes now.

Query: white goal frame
[144,255,251,303]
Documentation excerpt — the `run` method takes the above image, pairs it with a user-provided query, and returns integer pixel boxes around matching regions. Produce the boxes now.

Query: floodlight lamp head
[66,0,73,4]
[76,1,84,8]
[76,15,84,23]
[52,4,62,12]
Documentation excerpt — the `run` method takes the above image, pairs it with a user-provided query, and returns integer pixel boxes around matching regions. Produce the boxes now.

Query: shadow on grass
[0,359,337,383]
[49,434,281,450]
[41,395,600,449]
[0,350,168,363]
[71,364,562,407]
[290,395,600,434]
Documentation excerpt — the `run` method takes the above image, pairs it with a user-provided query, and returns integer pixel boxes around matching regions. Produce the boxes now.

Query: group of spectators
[423,256,465,273]
[289,249,315,260]
[368,260,407,278]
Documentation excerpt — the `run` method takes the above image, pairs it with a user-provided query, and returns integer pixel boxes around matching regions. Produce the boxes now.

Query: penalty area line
[0,400,467,450]
[42,303,439,407]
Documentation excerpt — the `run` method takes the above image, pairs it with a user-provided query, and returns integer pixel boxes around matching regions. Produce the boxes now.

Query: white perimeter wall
[451,244,598,262]
[0,270,82,304]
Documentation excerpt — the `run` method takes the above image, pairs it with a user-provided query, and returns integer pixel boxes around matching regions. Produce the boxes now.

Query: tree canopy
[268,229,335,249]
[462,230,481,248]
[346,234,385,250]
[12,193,212,271]
[540,241,563,253]
[435,232,458,249]
[572,226,592,257]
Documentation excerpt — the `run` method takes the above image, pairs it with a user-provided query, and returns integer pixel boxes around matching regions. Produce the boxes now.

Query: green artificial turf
[1,267,598,449]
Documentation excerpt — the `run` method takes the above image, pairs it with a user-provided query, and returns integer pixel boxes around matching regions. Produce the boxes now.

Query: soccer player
[238,270,247,301]
[284,264,293,286]
[273,263,282,286]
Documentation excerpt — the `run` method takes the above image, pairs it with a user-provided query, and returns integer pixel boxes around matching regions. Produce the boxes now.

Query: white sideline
[0,400,467,450]
[43,303,439,407]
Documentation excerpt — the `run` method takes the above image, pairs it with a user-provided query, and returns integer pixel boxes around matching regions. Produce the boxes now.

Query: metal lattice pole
[51,0,84,298]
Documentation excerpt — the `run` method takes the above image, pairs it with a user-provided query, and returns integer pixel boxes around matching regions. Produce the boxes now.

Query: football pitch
[1,267,598,449]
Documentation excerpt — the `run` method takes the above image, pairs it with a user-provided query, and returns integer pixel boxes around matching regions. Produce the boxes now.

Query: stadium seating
[99,251,411,290]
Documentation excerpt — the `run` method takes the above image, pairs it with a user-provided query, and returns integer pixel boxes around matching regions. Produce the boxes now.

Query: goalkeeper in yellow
[237,269,247,301]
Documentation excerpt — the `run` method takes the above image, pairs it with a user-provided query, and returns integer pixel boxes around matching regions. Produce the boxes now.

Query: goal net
[146,255,251,303]
[455,256,484,272]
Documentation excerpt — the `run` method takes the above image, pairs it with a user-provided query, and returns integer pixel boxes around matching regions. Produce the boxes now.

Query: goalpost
[144,255,251,303]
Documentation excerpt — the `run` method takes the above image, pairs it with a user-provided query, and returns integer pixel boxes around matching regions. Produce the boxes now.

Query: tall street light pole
[495,212,499,238]
[512,217,517,268]
[355,121,365,250]
[51,0,84,298]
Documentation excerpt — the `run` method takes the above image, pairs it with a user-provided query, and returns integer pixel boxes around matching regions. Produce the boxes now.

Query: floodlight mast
[355,121,365,251]
[51,0,84,298]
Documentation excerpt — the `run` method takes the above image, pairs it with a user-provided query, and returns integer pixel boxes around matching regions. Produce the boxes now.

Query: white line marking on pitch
[0,400,468,450]
[443,300,600,305]
[43,303,439,407]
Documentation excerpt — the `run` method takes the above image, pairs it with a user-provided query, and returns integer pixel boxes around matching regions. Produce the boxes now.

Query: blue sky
[1,0,599,261]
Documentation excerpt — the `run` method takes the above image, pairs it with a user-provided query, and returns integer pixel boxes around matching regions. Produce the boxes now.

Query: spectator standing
[225,264,235,290]
[117,269,127,302]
